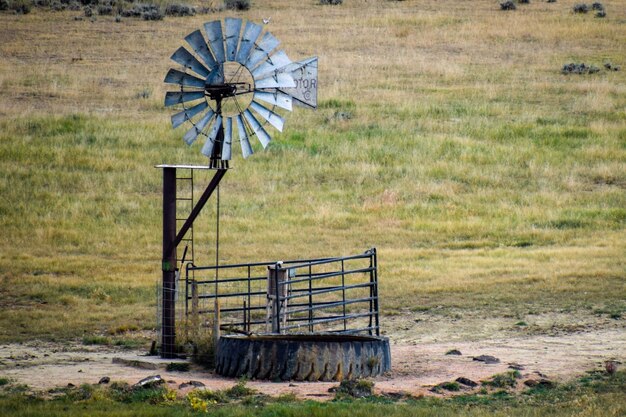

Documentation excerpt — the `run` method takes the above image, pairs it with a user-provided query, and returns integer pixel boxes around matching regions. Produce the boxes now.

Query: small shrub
[187,390,216,412]
[320,0,342,4]
[165,3,195,16]
[0,0,9,10]
[9,0,31,13]
[367,356,379,369]
[591,2,603,10]
[335,378,374,398]
[518,0,529,3]
[82,335,110,345]
[273,392,297,403]
[109,324,140,335]
[142,7,163,20]
[166,362,190,372]
[97,4,112,14]
[224,0,250,11]
[192,337,216,369]
[225,379,256,399]
[0,377,10,386]
[483,371,522,388]
[573,3,589,13]
[500,1,516,10]
[193,388,229,404]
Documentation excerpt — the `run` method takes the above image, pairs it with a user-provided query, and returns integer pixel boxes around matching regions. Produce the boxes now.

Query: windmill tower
[158,18,318,358]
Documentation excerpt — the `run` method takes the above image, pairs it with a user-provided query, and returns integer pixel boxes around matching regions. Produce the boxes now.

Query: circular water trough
[215,334,391,381]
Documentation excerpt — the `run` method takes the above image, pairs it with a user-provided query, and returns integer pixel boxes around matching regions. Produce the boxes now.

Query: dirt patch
[1,316,623,400]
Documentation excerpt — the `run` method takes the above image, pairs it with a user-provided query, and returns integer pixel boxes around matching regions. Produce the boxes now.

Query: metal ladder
[175,169,194,269]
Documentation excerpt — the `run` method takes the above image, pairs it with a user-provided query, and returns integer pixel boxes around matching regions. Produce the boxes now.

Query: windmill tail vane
[164,18,318,166]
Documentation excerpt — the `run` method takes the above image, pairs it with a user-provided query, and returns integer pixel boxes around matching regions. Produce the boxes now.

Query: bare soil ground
[1,312,623,400]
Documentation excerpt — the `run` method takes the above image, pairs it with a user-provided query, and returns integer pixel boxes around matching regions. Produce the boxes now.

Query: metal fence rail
[183,248,379,337]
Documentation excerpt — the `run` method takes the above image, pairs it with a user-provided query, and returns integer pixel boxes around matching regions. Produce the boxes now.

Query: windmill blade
[254,72,296,89]
[201,115,222,157]
[251,50,292,79]
[244,109,271,148]
[171,101,208,129]
[253,91,293,111]
[185,29,219,70]
[236,114,254,158]
[277,56,318,109]
[182,109,214,145]
[224,17,242,62]
[164,91,205,107]
[236,21,263,65]
[250,100,285,132]
[204,20,226,64]
[222,117,233,160]
[170,47,211,78]
[164,68,206,88]
[245,32,280,70]
[205,67,224,86]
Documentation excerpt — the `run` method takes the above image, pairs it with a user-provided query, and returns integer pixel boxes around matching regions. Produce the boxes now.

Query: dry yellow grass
[0,0,624,341]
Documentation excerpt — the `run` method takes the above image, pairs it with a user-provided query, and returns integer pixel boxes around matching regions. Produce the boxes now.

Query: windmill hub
[204,84,237,100]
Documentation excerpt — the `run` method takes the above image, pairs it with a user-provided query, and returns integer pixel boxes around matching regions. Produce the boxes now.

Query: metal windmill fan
[164,18,318,167]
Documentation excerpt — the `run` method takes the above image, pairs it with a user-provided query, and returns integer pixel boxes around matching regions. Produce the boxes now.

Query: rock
[446,349,462,356]
[605,360,619,375]
[455,377,478,387]
[473,355,500,364]
[133,375,164,389]
[508,363,525,371]
[179,380,205,389]
[67,383,75,388]
[289,383,298,387]
[98,376,110,384]
[524,378,554,388]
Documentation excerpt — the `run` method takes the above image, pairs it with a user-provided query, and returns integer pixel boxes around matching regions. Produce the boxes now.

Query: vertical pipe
[273,264,281,334]
[247,265,251,333]
[372,248,380,336]
[162,167,177,358]
[368,250,374,336]
[341,259,346,331]
[308,264,313,332]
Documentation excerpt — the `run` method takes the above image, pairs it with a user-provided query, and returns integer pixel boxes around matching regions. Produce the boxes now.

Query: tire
[215,334,391,381]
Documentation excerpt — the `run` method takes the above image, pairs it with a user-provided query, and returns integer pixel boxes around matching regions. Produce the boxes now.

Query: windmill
[164,18,317,167]
[158,18,318,358]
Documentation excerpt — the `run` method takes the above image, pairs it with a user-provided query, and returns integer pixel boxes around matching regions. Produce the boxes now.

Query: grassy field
[0,0,624,344]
